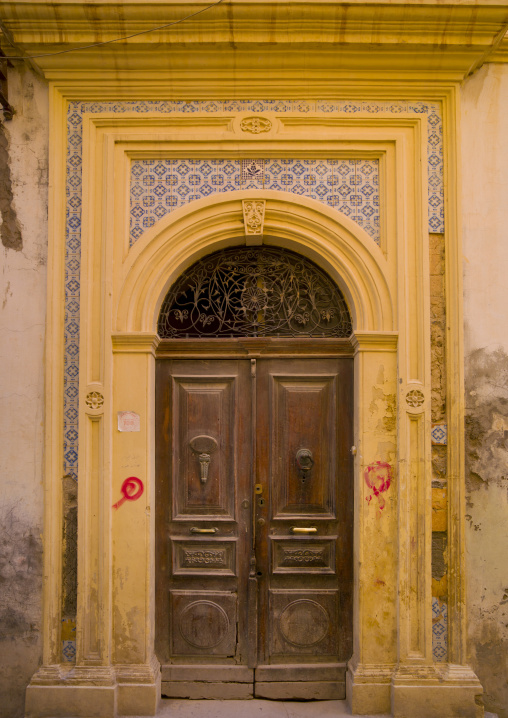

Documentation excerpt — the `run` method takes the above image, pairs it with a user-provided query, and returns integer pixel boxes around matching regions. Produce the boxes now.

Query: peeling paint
[62,476,77,624]
[430,233,446,424]
[0,120,23,251]
[431,532,447,580]
[466,347,508,492]
[369,365,397,436]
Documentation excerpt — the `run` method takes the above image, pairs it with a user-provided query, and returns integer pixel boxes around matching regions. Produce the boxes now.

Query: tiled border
[62,98,445,663]
[432,597,448,662]
[64,99,443,484]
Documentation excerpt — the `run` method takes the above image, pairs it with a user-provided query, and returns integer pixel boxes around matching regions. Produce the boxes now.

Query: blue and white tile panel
[64,99,444,482]
[432,597,448,662]
[129,158,380,246]
[431,423,448,445]
[62,640,77,663]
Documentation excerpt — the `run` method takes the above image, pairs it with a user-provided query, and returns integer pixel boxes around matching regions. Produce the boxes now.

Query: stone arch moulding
[115,190,395,335]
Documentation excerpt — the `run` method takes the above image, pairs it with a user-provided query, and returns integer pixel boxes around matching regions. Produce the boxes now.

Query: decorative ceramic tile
[64,99,444,483]
[431,423,448,445]
[432,597,448,662]
[62,640,76,662]
[129,158,380,247]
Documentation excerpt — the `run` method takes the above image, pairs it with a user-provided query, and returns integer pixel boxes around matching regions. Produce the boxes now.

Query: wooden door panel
[269,590,339,657]
[270,537,336,574]
[170,590,238,657]
[255,357,353,680]
[156,359,252,679]
[171,538,237,576]
[172,375,236,519]
[270,375,337,518]
[157,355,353,699]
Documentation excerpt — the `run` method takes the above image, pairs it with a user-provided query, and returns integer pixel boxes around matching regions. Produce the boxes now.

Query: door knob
[296,448,314,482]
[189,435,218,484]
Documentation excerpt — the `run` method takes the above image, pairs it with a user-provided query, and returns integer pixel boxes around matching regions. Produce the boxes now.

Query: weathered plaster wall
[462,62,508,718]
[0,65,48,717]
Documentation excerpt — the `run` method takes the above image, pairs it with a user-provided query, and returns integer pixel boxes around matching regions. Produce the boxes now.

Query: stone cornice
[1,1,508,79]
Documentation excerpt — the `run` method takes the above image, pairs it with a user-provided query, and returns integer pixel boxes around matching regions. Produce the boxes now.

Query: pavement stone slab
[122,698,390,718]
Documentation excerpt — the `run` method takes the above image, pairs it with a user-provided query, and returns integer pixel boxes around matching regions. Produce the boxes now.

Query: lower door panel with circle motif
[155,356,353,699]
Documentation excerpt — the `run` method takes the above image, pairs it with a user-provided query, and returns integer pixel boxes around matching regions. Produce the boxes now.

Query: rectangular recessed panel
[172,376,236,519]
[170,591,237,657]
[271,537,336,574]
[269,589,339,657]
[271,376,336,519]
[172,539,236,576]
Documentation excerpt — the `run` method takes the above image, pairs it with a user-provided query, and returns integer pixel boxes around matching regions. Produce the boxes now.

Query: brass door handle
[190,527,219,534]
[290,526,317,534]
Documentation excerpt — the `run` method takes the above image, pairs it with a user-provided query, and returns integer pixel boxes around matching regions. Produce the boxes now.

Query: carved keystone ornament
[242,199,266,239]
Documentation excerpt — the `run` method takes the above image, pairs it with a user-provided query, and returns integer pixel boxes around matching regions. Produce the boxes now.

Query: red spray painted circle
[112,476,144,509]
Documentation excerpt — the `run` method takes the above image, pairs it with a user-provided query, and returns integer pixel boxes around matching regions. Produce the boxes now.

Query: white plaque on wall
[117,411,140,432]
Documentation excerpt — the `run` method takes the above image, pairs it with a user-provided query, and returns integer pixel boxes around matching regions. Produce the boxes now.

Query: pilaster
[347,332,398,715]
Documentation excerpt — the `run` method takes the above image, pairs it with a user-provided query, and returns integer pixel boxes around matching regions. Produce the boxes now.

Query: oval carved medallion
[179,600,229,649]
[279,599,330,647]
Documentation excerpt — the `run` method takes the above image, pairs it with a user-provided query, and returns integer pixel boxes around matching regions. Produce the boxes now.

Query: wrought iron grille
[158,247,352,339]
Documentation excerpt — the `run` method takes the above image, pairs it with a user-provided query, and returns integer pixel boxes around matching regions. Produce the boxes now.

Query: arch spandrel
[115,190,395,335]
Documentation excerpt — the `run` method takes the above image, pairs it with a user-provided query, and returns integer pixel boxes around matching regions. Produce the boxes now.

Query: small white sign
[118,411,140,432]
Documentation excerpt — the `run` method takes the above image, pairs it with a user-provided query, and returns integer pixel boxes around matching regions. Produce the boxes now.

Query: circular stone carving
[179,600,229,649]
[85,391,104,409]
[279,599,329,647]
[406,388,425,408]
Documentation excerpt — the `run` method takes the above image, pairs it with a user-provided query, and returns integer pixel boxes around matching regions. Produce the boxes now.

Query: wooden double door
[155,353,353,699]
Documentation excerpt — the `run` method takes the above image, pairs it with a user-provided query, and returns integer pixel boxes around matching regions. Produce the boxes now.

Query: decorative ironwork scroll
[158,246,352,338]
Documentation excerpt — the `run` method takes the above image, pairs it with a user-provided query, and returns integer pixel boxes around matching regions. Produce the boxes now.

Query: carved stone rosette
[85,390,104,410]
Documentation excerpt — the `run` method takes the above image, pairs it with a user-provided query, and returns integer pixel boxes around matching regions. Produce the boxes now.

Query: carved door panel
[156,360,253,696]
[253,358,353,699]
[156,356,353,699]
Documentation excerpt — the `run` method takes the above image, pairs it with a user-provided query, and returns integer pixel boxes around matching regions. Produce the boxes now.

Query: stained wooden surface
[156,353,353,698]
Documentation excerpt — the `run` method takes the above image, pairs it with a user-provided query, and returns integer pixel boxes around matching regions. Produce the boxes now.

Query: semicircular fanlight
[157,246,352,339]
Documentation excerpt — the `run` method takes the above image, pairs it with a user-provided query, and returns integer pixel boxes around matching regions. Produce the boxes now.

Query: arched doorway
[155,246,354,699]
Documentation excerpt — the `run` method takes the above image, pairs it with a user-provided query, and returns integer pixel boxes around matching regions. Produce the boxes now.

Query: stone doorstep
[121,698,390,718]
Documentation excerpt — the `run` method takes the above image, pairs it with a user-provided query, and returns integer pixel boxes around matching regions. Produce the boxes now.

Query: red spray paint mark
[364,461,392,512]
[113,476,144,510]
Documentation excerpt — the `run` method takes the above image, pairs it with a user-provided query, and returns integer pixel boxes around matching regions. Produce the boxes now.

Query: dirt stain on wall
[465,346,508,718]
[0,120,23,251]
[0,502,42,717]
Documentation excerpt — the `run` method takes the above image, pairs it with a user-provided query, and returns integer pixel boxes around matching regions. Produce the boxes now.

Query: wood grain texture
[156,354,353,694]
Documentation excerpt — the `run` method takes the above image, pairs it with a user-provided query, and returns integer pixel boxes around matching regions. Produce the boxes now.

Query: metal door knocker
[296,448,314,482]
[189,435,218,484]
